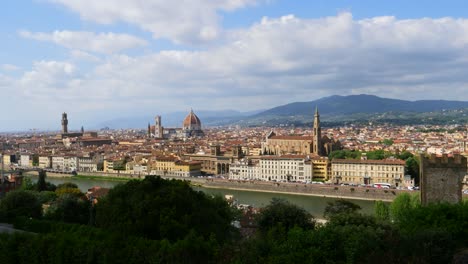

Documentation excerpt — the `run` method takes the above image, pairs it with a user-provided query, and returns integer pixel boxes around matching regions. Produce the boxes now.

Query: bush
[0,190,42,221]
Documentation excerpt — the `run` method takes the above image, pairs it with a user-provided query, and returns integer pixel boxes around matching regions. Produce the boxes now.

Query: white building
[19,154,31,167]
[229,160,259,180]
[331,159,405,186]
[64,156,79,172]
[229,155,313,183]
[52,156,65,171]
[38,156,52,168]
[78,156,98,172]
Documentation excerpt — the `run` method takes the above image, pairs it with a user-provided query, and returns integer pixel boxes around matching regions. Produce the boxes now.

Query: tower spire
[313,106,322,156]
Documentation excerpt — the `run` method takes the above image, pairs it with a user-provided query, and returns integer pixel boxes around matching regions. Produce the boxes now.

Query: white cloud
[48,0,258,44]
[19,61,77,96]
[7,13,468,129]
[1,64,20,71]
[69,50,101,62]
[19,30,148,54]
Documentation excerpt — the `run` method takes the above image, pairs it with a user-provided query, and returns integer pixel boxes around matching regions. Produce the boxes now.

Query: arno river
[32,176,377,218]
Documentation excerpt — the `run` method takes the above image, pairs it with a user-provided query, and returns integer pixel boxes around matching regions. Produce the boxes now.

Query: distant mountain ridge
[254,94,468,117]
[95,94,468,129]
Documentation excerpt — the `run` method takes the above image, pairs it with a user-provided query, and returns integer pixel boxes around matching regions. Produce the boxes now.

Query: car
[463,189,468,194]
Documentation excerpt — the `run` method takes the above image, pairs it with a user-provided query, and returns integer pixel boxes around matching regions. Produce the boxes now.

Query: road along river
[28,176,378,218]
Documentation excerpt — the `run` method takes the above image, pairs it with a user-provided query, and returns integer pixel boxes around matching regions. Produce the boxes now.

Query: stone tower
[61,112,68,134]
[147,123,151,138]
[232,145,244,159]
[420,154,467,205]
[313,106,322,156]
[154,115,163,138]
[210,145,221,156]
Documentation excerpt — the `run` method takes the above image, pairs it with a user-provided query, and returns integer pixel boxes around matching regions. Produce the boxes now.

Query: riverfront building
[229,155,313,183]
[331,159,405,186]
[149,156,202,177]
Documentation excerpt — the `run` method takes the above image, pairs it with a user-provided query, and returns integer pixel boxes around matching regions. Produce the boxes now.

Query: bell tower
[61,112,68,134]
[313,106,322,156]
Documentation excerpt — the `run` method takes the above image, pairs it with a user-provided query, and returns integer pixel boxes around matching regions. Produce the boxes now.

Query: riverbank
[200,179,415,202]
[27,171,413,201]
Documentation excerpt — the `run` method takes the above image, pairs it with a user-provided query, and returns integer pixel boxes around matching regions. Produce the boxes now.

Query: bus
[373,183,391,189]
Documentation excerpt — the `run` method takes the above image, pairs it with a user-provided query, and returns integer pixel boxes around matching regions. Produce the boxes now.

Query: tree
[382,139,394,146]
[31,154,39,166]
[366,150,391,160]
[406,156,420,184]
[20,177,35,191]
[45,194,90,224]
[323,199,361,220]
[390,193,419,223]
[329,150,361,160]
[95,176,236,243]
[256,198,315,235]
[397,151,413,161]
[0,190,42,221]
[374,200,390,221]
[37,170,47,192]
[56,182,79,189]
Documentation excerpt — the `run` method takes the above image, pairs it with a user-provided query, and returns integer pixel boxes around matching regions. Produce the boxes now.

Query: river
[30,176,377,217]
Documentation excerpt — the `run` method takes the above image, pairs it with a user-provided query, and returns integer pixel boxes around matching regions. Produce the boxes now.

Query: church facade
[261,107,341,157]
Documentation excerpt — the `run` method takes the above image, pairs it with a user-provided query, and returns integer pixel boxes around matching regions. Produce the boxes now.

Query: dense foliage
[95,176,237,243]
[1,176,467,263]
[256,198,315,235]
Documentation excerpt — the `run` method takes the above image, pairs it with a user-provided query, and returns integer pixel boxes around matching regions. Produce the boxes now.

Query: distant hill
[96,109,265,129]
[94,94,468,129]
[254,94,468,117]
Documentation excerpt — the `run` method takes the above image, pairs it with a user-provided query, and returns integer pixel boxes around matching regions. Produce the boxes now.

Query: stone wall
[201,179,411,201]
[420,154,467,205]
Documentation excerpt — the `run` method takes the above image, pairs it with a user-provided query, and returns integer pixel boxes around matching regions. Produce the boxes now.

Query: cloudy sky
[2,0,468,131]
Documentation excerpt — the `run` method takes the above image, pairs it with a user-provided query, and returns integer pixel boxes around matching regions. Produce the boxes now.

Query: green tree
[45,194,90,224]
[323,199,361,220]
[95,176,236,243]
[406,156,420,184]
[55,182,84,199]
[329,150,361,160]
[390,193,419,223]
[0,190,42,221]
[382,139,394,146]
[374,200,390,221]
[31,154,39,166]
[365,149,391,160]
[37,170,47,192]
[20,177,35,191]
[256,198,315,235]
[396,151,413,160]
[56,182,79,189]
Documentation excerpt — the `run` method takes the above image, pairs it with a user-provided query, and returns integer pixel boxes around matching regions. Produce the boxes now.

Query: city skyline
[2,1,468,130]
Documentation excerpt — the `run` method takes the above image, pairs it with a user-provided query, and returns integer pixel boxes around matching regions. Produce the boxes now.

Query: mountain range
[96,94,468,129]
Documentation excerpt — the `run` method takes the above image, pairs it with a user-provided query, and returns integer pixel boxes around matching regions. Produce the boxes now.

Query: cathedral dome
[183,109,202,130]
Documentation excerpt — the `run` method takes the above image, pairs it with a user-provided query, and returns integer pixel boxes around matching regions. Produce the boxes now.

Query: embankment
[25,171,416,201]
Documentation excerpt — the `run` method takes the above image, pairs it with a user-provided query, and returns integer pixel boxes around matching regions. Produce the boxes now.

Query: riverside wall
[198,179,413,202]
[33,171,415,201]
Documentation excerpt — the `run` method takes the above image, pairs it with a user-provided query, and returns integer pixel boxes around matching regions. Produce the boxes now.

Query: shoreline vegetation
[25,172,410,202]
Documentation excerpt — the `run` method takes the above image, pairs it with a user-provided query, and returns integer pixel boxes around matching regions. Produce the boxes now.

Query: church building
[261,107,341,157]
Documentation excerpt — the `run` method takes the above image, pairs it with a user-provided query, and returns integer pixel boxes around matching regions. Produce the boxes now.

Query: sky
[1,0,468,131]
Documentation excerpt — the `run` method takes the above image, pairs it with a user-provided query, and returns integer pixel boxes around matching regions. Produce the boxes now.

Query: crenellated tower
[61,112,68,134]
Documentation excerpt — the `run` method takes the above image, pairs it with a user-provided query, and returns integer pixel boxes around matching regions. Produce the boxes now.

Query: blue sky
[1,0,468,130]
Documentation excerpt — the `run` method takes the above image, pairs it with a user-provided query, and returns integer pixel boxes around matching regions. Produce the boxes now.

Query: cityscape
[1,1,468,263]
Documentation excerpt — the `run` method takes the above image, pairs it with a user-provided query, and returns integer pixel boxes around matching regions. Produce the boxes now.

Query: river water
[31,176,377,217]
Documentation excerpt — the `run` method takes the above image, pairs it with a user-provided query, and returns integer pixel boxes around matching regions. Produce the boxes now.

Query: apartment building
[331,159,405,186]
